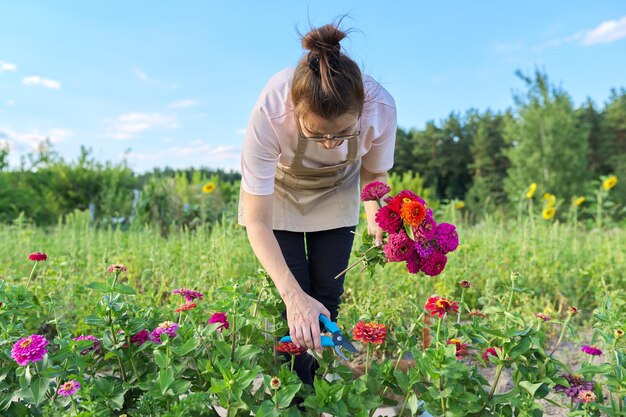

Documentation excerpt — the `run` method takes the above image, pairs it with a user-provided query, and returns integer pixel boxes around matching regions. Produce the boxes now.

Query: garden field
[1,208,625,416]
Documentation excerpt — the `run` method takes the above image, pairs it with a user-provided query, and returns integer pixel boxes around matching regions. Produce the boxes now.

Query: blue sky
[1,1,625,172]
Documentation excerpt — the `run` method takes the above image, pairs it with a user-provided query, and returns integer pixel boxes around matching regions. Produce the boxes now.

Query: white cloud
[169,99,199,109]
[133,67,176,88]
[106,112,178,140]
[534,15,626,51]
[580,16,626,45]
[124,143,241,171]
[0,127,73,153]
[22,75,61,89]
[0,61,17,72]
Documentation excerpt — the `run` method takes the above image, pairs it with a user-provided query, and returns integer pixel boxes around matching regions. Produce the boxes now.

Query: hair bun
[301,24,346,55]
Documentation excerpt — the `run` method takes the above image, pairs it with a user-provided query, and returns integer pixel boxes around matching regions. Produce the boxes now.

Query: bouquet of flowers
[336,181,459,278]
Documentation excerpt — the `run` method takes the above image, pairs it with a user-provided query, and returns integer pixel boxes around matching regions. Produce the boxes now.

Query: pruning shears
[280,314,359,360]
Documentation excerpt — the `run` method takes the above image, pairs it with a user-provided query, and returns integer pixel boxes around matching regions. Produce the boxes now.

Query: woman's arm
[360,167,388,246]
[242,191,329,352]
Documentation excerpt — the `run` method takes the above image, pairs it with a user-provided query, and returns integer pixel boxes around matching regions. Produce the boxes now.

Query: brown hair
[291,23,365,121]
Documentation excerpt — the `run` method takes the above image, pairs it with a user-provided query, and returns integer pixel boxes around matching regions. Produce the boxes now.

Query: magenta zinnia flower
[12,334,49,366]
[28,252,47,261]
[173,288,204,302]
[535,313,551,322]
[57,380,81,397]
[130,329,150,346]
[375,206,402,234]
[383,232,414,262]
[150,321,179,343]
[209,312,230,332]
[405,253,421,274]
[434,223,459,254]
[361,181,391,201]
[73,335,101,355]
[419,250,448,276]
[581,345,603,356]
[554,373,594,401]
[414,236,435,259]
[416,215,437,240]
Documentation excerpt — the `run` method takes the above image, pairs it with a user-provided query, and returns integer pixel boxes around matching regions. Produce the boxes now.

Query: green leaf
[509,336,531,358]
[407,392,419,415]
[172,338,200,357]
[170,380,191,396]
[154,350,167,369]
[29,376,50,406]
[86,282,110,293]
[84,315,109,327]
[519,381,544,397]
[276,383,301,409]
[112,283,136,295]
[159,368,175,394]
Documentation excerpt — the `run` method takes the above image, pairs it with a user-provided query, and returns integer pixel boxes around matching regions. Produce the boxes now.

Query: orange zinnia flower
[425,296,459,318]
[400,200,426,227]
[352,321,387,344]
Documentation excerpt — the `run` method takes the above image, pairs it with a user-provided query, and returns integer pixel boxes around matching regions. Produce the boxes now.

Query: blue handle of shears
[319,314,340,333]
[280,335,335,347]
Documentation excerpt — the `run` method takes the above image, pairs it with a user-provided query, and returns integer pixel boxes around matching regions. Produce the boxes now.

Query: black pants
[274,225,356,385]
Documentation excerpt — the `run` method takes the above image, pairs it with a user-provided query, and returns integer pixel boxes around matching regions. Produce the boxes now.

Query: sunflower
[542,207,556,220]
[543,193,556,208]
[603,175,618,191]
[202,182,216,194]
[526,183,537,199]
[572,196,585,207]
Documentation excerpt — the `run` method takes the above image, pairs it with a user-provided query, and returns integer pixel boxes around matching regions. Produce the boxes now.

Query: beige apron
[239,134,361,232]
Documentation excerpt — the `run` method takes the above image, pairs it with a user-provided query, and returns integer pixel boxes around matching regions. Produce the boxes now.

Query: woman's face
[298,112,359,149]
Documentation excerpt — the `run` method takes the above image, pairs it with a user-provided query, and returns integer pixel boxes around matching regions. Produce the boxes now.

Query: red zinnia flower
[400,200,427,227]
[482,346,502,362]
[29,252,47,262]
[107,264,127,273]
[459,280,473,288]
[352,321,387,344]
[175,302,197,313]
[568,306,579,316]
[361,181,391,201]
[424,296,459,318]
[468,310,487,318]
[276,341,307,355]
[447,338,470,360]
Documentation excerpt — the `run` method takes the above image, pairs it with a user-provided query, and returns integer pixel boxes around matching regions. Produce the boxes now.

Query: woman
[238,22,397,384]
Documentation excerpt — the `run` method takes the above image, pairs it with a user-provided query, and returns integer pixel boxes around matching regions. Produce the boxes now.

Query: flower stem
[71,396,79,414]
[26,261,38,289]
[333,246,379,279]
[489,363,504,400]
[440,376,447,413]
[365,343,371,375]
[457,288,466,324]
[549,315,572,356]
[435,317,442,346]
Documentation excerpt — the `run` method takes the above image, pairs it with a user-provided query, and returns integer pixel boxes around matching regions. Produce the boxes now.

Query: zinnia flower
[270,376,281,390]
[568,306,579,316]
[375,205,403,234]
[615,329,624,339]
[209,312,230,332]
[535,313,551,322]
[542,207,555,220]
[11,334,49,366]
[150,321,179,343]
[28,252,47,262]
[400,200,427,227]
[459,280,473,288]
[383,232,414,262]
[554,373,594,401]
[578,390,596,403]
[573,196,586,207]
[526,183,537,199]
[424,296,459,318]
[107,264,127,273]
[175,302,197,313]
[434,223,459,254]
[581,345,602,356]
[447,338,470,359]
[603,175,618,191]
[173,288,204,302]
[202,182,216,193]
[414,236,435,259]
[57,380,81,397]
[419,250,448,277]
[482,346,502,362]
[130,329,150,347]
[415,215,436,240]
[276,341,307,355]
[73,335,101,355]
[361,181,391,201]
[385,190,424,212]
[405,254,421,274]
[543,193,556,207]
[468,310,487,318]
[352,321,387,344]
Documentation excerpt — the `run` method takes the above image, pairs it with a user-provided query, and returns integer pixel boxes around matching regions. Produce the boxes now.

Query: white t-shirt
[241,67,397,196]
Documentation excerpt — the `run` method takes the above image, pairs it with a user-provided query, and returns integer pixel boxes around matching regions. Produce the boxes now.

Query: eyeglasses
[297,118,361,143]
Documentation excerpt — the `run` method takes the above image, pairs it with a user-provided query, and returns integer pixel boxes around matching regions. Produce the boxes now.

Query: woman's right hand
[285,291,331,353]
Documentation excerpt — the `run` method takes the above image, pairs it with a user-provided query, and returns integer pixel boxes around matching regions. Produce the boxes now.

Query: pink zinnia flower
[416,215,437,240]
[419,250,448,276]
[28,252,47,261]
[73,335,101,355]
[57,380,81,397]
[107,264,127,273]
[352,321,387,344]
[150,321,179,343]
[581,345,602,356]
[383,232,414,262]
[130,329,150,346]
[361,181,391,201]
[535,313,551,322]
[209,312,230,332]
[12,334,49,366]
[375,206,403,234]
[577,390,597,403]
[173,288,204,302]
[434,223,459,254]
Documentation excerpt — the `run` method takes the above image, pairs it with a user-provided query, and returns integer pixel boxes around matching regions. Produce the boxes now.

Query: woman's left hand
[367,219,384,246]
